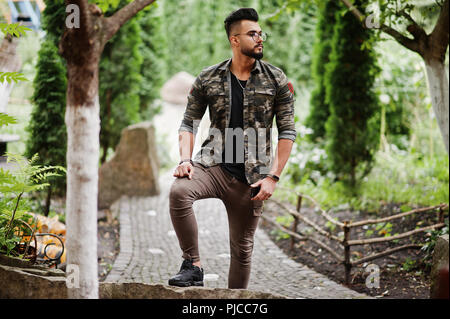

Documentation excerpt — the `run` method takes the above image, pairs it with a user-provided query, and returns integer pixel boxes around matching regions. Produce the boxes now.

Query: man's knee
[169,179,193,209]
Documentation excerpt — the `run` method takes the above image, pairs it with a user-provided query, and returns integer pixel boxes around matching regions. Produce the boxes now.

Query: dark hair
[224,8,259,39]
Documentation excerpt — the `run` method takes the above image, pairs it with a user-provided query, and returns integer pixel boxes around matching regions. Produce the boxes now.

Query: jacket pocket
[253,87,275,124]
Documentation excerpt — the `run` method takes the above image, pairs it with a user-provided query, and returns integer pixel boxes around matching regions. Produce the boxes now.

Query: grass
[359,151,448,209]
[277,147,449,215]
[277,106,449,215]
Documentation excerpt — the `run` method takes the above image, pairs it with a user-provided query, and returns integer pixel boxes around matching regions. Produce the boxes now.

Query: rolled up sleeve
[178,73,207,135]
[274,73,297,142]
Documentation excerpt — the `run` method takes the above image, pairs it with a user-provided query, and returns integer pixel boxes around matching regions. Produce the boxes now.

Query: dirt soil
[260,200,447,299]
[97,209,120,282]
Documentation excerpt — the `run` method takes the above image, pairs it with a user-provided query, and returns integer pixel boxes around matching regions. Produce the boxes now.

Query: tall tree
[324,0,380,189]
[59,0,156,299]
[99,1,143,163]
[25,0,67,215]
[340,0,449,154]
[137,2,166,120]
[25,39,67,214]
[305,0,339,142]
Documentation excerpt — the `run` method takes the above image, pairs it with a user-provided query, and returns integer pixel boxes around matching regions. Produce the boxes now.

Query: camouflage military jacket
[178,58,297,185]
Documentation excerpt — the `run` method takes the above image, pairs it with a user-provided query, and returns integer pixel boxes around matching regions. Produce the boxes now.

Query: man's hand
[250,177,277,201]
[173,162,195,179]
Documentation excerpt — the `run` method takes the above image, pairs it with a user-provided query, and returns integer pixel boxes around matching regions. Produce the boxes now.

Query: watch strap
[179,159,194,166]
[266,174,280,182]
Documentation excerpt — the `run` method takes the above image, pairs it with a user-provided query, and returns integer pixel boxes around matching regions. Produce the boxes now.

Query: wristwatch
[179,159,194,166]
[266,174,280,182]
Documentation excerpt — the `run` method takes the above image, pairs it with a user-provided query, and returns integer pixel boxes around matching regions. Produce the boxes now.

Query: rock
[0,254,34,268]
[99,282,286,299]
[0,261,286,299]
[98,122,160,209]
[430,234,449,298]
[0,264,67,298]
[160,71,195,106]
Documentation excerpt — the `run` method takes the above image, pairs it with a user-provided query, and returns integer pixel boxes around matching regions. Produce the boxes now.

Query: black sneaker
[168,259,204,287]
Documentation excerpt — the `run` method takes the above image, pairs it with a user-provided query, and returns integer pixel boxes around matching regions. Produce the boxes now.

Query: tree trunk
[44,186,52,217]
[100,89,112,164]
[339,0,449,155]
[63,31,103,298]
[60,0,156,299]
[424,58,449,154]
[65,88,101,299]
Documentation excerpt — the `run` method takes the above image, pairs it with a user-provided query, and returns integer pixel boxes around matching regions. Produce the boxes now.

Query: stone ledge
[0,263,287,299]
[430,234,449,298]
[100,282,286,299]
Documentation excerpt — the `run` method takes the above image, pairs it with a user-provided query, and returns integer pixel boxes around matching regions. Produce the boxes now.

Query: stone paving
[105,169,371,299]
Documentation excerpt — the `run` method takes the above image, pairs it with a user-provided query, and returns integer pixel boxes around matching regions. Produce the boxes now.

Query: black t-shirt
[220,72,248,184]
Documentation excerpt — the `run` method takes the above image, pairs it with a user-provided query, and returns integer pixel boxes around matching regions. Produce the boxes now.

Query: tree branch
[340,0,365,22]
[104,0,156,42]
[380,24,421,53]
[398,9,428,41]
[339,0,422,54]
[429,0,449,61]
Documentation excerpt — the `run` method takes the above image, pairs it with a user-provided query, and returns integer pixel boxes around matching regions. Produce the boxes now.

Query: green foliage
[260,0,317,89]
[91,0,122,13]
[25,0,68,199]
[283,138,449,214]
[276,214,294,228]
[324,0,381,189]
[401,257,417,272]
[0,23,31,37]
[41,0,66,44]
[305,0,339,142]
[0,72,28,84]
[99,0,143,162]
[375,222,393,237]
[0,21,30,138]
[421,218,449,268]
[136,3,166,120]
[0,153,65,256]
[0,113,18,128]
[372,40,419,151]
[159,0,317,83]
[325,220,337,233]
[0,153,65,193]
[271,215,293,241]
[271,229,291,241]
[25,38,67,196]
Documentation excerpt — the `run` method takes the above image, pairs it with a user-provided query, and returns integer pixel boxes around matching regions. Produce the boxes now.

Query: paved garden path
[105,169,371,299]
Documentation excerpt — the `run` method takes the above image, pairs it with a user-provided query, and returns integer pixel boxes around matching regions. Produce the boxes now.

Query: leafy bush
[421,219,449,270]
[0,153,65,257]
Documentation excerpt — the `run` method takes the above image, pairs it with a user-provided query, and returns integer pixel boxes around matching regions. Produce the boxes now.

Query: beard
[241,46,263,60]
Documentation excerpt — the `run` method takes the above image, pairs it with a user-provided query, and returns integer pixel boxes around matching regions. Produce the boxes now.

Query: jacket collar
[218,58,262,74]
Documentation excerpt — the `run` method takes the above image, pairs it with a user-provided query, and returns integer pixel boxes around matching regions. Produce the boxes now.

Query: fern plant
[0,113,17,127]
[0,21,30,123]
[0,22,31,37]
[0,71,28,84]
[0,153,65,257]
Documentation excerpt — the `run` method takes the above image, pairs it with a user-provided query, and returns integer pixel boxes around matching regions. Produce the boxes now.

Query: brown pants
[169,162,263,289]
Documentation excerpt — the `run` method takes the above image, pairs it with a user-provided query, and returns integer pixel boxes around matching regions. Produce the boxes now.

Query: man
[168,8,297,289]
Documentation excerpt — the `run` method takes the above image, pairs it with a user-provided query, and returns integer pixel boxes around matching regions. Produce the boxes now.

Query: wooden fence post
[438,205,444,224]
[343,222,351,285]
[290,195,302,252]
